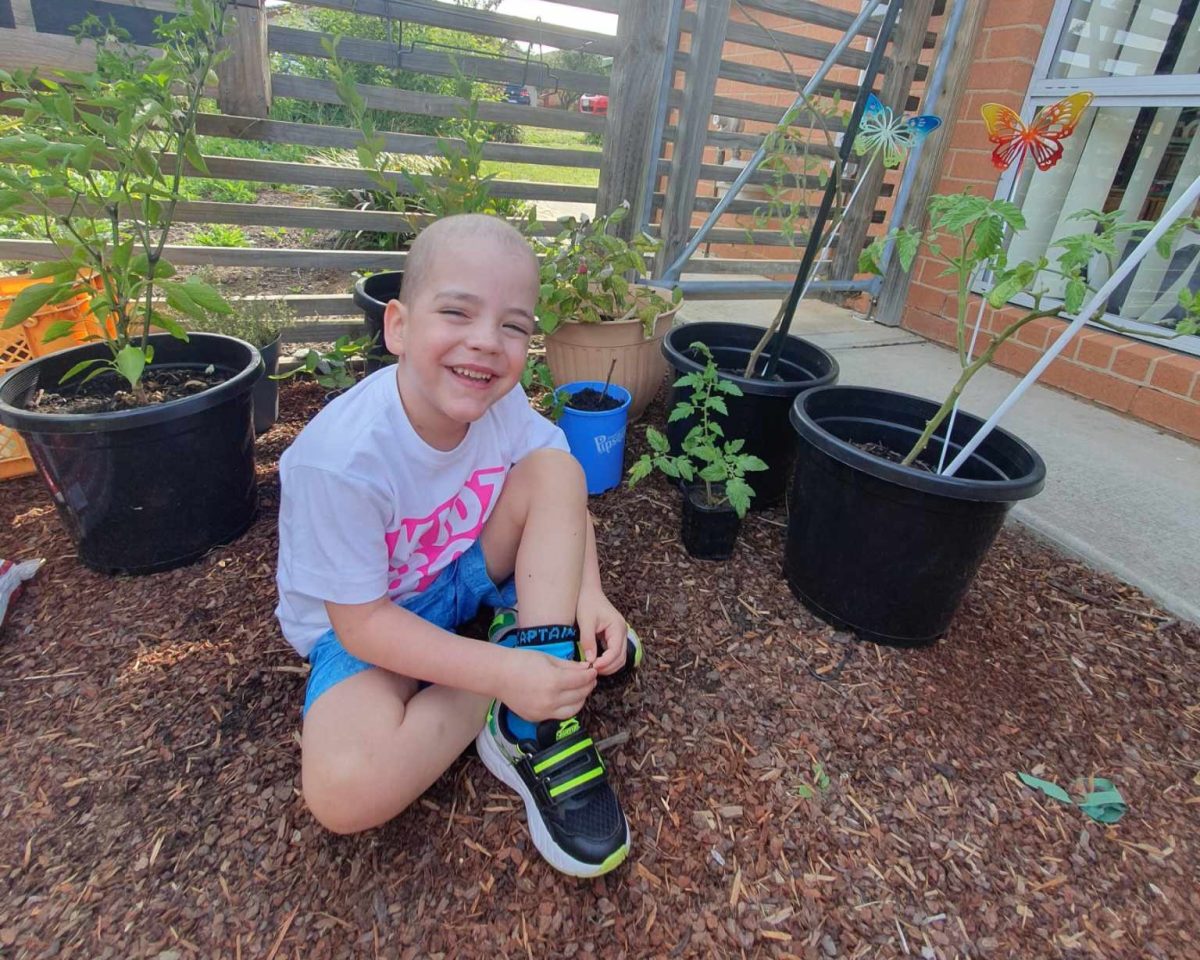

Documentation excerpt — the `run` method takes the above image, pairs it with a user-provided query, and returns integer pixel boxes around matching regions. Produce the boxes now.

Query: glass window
[1008,104,1200,331]
[1001,0,1200,353]
[1050,0,1200,79]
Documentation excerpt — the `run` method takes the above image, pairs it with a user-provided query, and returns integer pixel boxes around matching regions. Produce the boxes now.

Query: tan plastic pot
[544,307,678,422]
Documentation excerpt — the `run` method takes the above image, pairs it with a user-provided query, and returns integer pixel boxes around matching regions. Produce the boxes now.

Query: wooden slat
[657,0,730,273]
[290,0,622,59]
[597,0,670,227]
[0,239,409,269]
[736,0,937,47]
[268,25,609,97]
[695,13,872,71]
[217,0,271,119]
[162,151,598,202]
[23,198,565,235]
[195,114,601,169]
[281,318,363,343]
[0,27,104,73]
[272,73,605,135]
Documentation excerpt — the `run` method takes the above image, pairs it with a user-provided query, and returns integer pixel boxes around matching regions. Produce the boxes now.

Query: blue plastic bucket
[555,381,631,495]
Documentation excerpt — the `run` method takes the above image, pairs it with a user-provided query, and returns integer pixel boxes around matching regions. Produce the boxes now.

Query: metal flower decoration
[853,93,942,169]
[980,91,1094,173]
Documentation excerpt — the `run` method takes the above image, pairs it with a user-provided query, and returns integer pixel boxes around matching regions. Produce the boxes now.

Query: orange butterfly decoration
[980,92,1094,173]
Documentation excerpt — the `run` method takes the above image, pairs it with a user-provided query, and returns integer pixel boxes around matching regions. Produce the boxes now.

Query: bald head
[401,214,537,308]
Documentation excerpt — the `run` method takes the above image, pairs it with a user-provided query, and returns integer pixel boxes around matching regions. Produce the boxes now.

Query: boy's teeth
[453,366,492,381]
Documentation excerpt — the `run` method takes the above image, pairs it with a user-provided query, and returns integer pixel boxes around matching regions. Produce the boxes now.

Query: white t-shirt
[275,367,568,657]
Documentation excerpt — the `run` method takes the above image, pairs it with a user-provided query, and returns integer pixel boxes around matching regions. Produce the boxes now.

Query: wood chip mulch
[1,381,1198,959]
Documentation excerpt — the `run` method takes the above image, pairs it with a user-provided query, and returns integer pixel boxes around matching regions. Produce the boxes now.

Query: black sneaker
[476,703,630,877]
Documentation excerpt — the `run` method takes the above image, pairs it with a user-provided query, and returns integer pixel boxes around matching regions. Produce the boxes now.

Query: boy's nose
[466,322,502,352]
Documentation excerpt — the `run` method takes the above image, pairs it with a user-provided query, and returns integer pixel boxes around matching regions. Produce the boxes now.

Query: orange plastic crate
[1,276,103,479]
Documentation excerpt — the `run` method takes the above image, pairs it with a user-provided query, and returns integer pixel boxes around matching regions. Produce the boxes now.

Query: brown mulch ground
[1,382,1198,959]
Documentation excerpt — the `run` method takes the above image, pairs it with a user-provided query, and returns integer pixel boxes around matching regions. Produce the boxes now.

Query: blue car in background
[503,84,531,105]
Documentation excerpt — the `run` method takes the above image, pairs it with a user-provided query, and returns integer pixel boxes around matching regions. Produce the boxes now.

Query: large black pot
[662,322,838,506]
[352,271,401,372]
[253,335,281,436]
[785,385,1046,647]
[0,333,262,575]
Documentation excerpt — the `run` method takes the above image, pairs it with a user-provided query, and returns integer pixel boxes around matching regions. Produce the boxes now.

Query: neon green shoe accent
[488,608,518,642]
[555,718,580,741]
[630,627,644,668]
[533,736,595,775]
[596,845,629,875]
[549,765,605,798]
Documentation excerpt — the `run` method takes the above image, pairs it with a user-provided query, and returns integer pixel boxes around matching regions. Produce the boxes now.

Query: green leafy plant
[186,290,293,348]
[535,203,682,338]
[860,191,1200,466]
[272,333,376,391]
[0,0,233,401]
[190,224,248,248]
[627,341,767,517]
[322,42,533,251]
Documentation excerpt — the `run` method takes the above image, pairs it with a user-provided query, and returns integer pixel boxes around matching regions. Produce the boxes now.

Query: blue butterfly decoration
[854,93,942,168]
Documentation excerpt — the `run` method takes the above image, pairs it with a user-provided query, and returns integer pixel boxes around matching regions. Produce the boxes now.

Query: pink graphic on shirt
[385,466,505,595]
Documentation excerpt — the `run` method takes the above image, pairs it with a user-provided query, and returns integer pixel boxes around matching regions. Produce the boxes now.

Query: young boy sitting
[275,214,639,878]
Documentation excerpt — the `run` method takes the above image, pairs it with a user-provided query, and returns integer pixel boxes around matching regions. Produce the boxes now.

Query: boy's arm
[326,597,597,721]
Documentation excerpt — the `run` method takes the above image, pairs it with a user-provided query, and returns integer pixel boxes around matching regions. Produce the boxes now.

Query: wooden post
[216,0,271,119]
[874,1,989,326]
[827,0,937,290]
[596,0,672,239]
[656,0,730,274]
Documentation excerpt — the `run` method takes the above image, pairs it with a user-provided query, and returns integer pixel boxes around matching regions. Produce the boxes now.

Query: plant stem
[902,308,1062,465]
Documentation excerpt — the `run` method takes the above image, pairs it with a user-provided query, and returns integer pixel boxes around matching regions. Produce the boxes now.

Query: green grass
[480,160,597,187]
[518,127,601,149]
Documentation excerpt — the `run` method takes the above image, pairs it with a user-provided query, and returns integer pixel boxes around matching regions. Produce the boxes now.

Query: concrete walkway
[676,293,1200,625]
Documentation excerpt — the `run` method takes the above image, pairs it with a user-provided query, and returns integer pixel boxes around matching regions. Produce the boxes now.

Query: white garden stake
[942,172,1200,478]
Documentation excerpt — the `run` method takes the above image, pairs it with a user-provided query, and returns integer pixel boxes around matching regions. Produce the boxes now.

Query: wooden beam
[829,0,938,290]
[268,25,609,96]
[875,2,990,327]
[194,114,601,169]
[657,0,730,274]
[0,239,409,270]
[295,0,622,58]
[217,0,271,119]
[271,73,605,135]
[596,0,671,231]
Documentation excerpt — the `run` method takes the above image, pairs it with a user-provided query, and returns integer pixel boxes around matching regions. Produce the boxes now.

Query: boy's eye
[504,323,533,336]
[440,308,467,318]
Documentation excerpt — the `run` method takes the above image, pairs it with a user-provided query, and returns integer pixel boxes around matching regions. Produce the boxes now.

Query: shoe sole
[475,721,630,878]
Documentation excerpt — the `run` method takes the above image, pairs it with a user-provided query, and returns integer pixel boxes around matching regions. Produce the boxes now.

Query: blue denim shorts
[302,539,516,716]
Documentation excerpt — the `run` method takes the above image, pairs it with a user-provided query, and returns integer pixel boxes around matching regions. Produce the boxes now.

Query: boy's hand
[577,586,628,677]
[498,649,596,722]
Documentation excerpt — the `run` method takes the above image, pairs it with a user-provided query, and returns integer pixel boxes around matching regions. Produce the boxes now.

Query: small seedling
[793,760,831,800]
[272,333,377,390]
[627,342,767,517]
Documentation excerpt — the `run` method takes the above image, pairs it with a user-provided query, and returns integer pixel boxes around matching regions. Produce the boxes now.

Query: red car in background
[578,94,608,116]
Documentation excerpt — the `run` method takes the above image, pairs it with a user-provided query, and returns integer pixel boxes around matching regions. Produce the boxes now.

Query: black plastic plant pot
[0,333,263,575]
[253,335,281,436]
[352,271,401,372]
[785,385,1047,648]
[681,484,741,561]
[662,321,838,507]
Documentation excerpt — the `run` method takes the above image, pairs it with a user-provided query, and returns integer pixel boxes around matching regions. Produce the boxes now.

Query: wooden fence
[0,0,943,337]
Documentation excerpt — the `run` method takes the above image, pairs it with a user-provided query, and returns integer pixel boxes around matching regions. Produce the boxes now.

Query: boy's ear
[382,299,406,357]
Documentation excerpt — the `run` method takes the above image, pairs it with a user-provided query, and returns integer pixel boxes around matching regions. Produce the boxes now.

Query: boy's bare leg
[479,448,588,626]
[301,669,489,834]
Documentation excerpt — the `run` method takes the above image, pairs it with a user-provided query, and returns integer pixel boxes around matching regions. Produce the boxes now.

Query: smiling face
[384,218,539,449]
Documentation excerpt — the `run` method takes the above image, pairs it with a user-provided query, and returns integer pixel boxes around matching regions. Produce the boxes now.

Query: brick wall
[899,0,1200,442]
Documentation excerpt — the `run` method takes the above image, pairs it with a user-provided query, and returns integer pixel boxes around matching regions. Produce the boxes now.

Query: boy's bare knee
[512,448,586,496]
[303,751,407,835]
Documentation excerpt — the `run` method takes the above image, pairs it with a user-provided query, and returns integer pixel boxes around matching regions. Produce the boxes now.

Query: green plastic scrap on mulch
[1017,773,1127,823]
